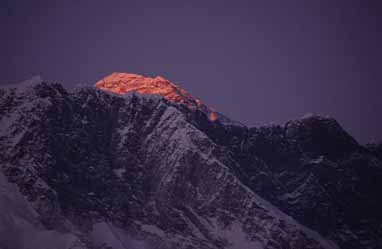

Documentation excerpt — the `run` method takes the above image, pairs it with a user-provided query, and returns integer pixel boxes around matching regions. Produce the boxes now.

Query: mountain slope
[197,116,382,249]
[1,76,381,249]
[94,72,382,248]
[0,80,339,249]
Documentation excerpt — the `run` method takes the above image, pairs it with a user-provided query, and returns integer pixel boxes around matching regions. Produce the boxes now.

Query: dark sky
[1,0,381,143]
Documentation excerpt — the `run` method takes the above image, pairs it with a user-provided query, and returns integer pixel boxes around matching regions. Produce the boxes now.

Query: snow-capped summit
[95,72,219,121]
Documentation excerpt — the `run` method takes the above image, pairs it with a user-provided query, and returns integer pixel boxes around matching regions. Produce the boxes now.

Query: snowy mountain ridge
[0,77,381,249]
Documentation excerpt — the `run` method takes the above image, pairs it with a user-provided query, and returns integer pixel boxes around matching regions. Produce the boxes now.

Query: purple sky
[1,0,381,143]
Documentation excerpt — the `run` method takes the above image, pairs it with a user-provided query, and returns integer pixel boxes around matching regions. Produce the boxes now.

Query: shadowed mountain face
[0,76,381,249]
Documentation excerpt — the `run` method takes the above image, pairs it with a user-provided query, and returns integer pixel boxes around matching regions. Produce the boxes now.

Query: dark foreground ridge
[0,78,381,249]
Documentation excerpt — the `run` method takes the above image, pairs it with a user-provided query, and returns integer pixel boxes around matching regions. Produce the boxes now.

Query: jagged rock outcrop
[0,75,381,249]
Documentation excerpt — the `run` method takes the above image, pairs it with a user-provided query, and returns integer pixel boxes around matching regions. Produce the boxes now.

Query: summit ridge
[95,72,218,121]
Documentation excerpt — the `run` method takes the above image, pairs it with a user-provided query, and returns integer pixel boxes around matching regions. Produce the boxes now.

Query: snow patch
[140,224,166,238]
[0,171,83,249]
[208,218,263,249]
[113,168,126,179]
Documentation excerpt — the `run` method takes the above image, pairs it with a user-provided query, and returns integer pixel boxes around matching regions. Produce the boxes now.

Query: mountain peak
[95,72,218,121]
[2,75,43,91]
[285,115,359,158]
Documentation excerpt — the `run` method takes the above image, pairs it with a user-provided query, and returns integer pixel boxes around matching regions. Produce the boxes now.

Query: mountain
[0,75,381,249]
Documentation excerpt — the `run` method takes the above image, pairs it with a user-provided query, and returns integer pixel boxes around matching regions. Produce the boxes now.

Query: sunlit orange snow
[96,72,218,121]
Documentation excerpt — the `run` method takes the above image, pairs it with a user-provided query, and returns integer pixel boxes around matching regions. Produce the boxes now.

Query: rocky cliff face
[0,75,381,249]
[203,117,382,249]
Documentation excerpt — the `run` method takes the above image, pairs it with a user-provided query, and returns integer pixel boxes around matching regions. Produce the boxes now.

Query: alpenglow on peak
[95,72,218,121]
